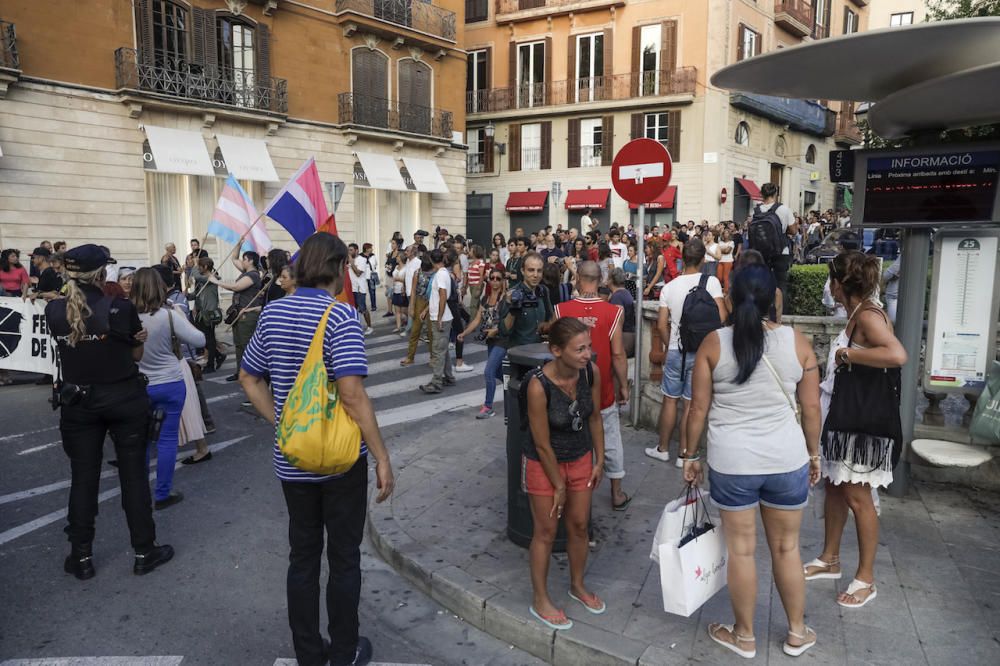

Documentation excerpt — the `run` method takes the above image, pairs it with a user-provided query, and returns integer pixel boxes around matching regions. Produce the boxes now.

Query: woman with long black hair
[684,265,823,659]
[210,250,263,381]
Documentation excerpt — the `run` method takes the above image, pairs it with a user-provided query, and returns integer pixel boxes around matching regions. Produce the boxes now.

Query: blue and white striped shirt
[241,287,368,482]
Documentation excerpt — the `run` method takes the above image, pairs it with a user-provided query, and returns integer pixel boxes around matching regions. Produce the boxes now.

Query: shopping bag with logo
[276,303,362,474]
[657,489,728,617]
[970,360,1000,444]
[650,484,711,563]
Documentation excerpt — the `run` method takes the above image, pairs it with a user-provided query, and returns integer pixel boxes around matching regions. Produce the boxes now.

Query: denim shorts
[708,464,809,511]
[354,291,368,313]
[660,349,696,401]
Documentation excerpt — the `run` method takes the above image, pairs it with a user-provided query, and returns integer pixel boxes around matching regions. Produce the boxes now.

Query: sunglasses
[489,275,503,281]
[567,400,584,432]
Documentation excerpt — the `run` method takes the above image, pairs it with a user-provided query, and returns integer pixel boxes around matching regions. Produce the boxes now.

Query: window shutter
[544,37,552,105]
[191,8,218,73]
[484,135,494,173]
[567,118,581,169]
[509,123,521,172]
[603,29,613,79]
[508,41,517,89]
[660,20,677,88]
[134,0,155,66]
[754,28,762,56]
[737,25,745,62]
[256,23,272,84]
[484,46,492,88]
[567,35,576,87]
[630,112,644,140]
[541,122,552,170]
[601,115,614,167]
[667,110,681,161]
[630,26,641,96]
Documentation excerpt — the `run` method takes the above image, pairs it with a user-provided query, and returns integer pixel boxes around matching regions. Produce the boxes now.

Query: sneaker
[331,635,373,666]
[383,311,394,318]
[154,492,184,510]
[454,363,475,373]
[363,327,374,336]
[675,456,686,469]
[644,447,671,463]
[133,543,174,575]
[225,373,239,382]
[419,383,442,394]
[476,406,495,419]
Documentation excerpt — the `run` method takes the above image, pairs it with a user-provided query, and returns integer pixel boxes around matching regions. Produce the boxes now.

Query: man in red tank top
[555,261,631,510]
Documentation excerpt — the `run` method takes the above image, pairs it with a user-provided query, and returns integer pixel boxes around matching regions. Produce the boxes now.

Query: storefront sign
[0,298,57,375]
[213,146,229,177]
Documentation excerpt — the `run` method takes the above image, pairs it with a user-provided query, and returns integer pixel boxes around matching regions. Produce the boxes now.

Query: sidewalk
[369,410,1000,665]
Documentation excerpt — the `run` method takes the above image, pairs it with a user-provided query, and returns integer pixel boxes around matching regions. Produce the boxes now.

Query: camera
[508,284,540,312]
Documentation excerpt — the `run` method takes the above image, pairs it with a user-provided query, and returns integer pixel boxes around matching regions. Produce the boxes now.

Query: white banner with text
[0,297,57,375]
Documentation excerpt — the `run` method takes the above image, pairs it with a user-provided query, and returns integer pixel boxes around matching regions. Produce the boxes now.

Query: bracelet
[683,456,701,462]
[809,455,822,461]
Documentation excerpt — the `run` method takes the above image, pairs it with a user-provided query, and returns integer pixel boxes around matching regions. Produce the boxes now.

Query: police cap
[63,244,117,273]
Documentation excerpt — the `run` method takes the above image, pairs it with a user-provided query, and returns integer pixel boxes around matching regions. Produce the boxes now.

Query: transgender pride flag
[207,176,271,253]
[264,157,329,246]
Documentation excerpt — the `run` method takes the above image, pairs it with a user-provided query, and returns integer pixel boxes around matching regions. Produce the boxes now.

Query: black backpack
[679,274,722,356]
[518,363,593,431]
[748,203,786,260]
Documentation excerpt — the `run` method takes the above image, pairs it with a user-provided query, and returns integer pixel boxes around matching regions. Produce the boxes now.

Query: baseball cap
[63,244,117,272]
[31,246,52,258]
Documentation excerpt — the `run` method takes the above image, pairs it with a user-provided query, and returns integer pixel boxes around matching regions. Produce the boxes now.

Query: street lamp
[485,121,506,155]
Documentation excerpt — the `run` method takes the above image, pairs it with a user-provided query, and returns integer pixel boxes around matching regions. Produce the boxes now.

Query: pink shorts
[521,453,592,497]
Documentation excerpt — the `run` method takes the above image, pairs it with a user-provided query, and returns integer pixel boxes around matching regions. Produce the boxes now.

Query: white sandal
[708,623,756,659]
[803,557,842,581]
[783,626,817,657]
[838,578,877,608]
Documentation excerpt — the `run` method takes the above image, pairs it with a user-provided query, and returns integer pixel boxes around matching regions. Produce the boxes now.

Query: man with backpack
[419,249,456,394]
[748,183,797,312]
[646,238,727,466]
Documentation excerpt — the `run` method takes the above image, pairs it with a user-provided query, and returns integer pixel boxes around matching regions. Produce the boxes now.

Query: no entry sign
[611,138,673,205]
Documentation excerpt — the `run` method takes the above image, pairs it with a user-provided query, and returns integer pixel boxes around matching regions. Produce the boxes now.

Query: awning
[628,186,677,210]
[400,157,449,194]
[215,134,279,182]
[505,191,549,212]
[564,188,610,210]
[142,125,214,177]
[354,152,408,191]
[735,178,763,201]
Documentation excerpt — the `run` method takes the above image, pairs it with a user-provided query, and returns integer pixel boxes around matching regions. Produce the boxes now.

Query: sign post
[611,139,673,426]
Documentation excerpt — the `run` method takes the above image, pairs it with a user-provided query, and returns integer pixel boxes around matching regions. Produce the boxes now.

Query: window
[517,41,545,108]
[521,122,541,171]
[737,25,761,62]
[151,0,189,65]
[805,144,817,164]
[843,8,859,35]
[467,50,488,112]
[575,33,604,103]
[890,12,914,26]
[579,118,602,167]
[735,121,750,146]
[351,48,389,127]
[812,0,830,38]
[218,18,255,105]
[639,25,660,96]
[465,0,488,23]
[467,128,486,173]
[644,113,670,145]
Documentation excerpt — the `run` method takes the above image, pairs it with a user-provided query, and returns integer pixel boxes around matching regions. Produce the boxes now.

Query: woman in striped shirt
[466,244,486,321]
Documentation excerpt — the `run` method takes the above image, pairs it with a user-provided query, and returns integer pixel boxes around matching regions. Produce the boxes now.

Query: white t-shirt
[392,266,406,294]
[352,255,370,293]
[704,242,719,263]
[658,271,724,350]
[608,241,627,268]
[403,257,421,297]
[718,241,735,263]
[499,247,511,264]
[581,214,593,230]
[429,267,453,323]
[756,202,795,255]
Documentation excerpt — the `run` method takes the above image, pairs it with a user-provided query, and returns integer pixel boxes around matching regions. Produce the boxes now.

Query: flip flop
[529,606,573,630]
[612,493,632,511]
[568,590,606,615]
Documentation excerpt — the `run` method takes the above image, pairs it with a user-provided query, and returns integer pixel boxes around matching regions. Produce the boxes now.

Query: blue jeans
[483,345,507,408]
[146,379,186,501]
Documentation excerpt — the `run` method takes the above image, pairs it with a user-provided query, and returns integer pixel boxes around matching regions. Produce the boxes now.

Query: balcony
[729,92,835,137]
[337,0,456,43]
[495,0,625,24]
[115,48,287,115]
[835,103,863,145]
[774,0,813,38]
[0,20,19,71]
[579,145,603,168]
[338,92,454,140]
[467,153,486,173]
[467,67,697,115]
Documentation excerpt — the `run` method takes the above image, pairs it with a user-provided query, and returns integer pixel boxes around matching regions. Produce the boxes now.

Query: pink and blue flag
[207,175,271,253]
[264,157,329,246]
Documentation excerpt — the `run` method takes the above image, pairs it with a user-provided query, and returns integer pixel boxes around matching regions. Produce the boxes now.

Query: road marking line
[206,390,243,403]
[0,425,59,442]
[274,661,429,666]
[366,346,486,376]
[376,388,503,428]
[0,658,184,665]
[16,440,61,456]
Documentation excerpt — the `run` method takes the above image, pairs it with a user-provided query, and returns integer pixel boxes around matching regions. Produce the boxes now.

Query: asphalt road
[0,313,539,666]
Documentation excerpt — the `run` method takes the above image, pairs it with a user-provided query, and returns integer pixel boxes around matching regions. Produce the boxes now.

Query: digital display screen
[862,151,999,225]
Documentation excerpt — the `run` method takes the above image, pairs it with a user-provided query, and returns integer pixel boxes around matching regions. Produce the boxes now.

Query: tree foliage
[926,0,1000,20]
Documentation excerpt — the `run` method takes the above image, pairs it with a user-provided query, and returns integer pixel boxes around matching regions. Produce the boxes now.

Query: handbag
[276,302,362,474]
[223,303,240,326]
[760,351,801,424]
[970,360,1000,444]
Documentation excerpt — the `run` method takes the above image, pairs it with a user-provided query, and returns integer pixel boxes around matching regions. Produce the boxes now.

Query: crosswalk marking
[0,659,184,665]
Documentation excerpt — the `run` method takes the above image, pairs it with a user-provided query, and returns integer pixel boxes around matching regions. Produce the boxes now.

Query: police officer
[46,244,173,580]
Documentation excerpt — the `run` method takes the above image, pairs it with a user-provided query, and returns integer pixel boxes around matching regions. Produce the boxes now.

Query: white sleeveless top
[708,326,807,475]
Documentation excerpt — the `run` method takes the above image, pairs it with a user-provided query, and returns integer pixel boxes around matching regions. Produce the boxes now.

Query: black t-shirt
[265,278,285,305]
[163,255,182,291]
[37,267,63,294]
[46,284,142,385]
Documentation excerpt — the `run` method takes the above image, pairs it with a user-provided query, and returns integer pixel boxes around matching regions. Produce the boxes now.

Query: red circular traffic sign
[611,138,673,205]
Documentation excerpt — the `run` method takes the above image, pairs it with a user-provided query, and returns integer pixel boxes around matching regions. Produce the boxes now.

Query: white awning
[142,125,214,177]
[215,134,279,182]
[400,157,450,194]
[354,152,408,191]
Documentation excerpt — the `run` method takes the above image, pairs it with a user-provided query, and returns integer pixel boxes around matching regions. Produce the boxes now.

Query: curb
[367,495,675,666]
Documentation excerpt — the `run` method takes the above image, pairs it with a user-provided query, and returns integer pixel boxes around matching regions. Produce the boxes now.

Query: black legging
[196,320,222,369]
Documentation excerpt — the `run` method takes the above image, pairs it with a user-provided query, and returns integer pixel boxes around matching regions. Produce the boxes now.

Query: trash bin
[505,343,570,552]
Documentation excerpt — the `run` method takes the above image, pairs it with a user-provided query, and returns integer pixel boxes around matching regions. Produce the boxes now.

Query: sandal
[568,590,606,615]
[804,557,841,581]
[612,493,632,512]
[529,606,573,630]
[708,623,756,659]
[783,626,817,657]
[838,578,877,608]
[399,359,414,367]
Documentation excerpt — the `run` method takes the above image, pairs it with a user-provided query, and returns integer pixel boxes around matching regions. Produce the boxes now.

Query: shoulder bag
[168,306,203,381]
[760,351,801,424]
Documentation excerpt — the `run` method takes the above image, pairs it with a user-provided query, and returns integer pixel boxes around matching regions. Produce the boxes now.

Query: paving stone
[429,565,501,630]
[551,620,647,666]
[482,593,555,663]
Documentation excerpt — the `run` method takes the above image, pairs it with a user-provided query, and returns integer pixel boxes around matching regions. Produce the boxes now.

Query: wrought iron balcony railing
[337,0,456,42]
[338,92,454,139]
[773,0,814,38]
[0,20,19,70]
[467,67,697,114]
[115,47,287,114]
[467,153,486,173]
[579,145,602,168]
[519,147,542,171]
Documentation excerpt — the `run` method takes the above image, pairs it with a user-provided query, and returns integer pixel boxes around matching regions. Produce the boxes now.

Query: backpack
[748,203,787,260]
[446,273,469,325]
[518,363,594,431]
[679,274,722,356]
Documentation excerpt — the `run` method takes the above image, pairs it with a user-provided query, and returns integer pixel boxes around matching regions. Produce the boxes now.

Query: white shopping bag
[657,523,728,617]
[650,487,711,563]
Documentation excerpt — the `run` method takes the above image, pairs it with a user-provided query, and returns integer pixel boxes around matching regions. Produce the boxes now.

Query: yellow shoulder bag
[276,303,362,474]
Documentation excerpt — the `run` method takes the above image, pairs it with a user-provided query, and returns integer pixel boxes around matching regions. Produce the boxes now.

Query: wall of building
[867,0,926,29]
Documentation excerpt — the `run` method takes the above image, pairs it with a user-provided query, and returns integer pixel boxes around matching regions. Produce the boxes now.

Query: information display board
[924,230,1000,394]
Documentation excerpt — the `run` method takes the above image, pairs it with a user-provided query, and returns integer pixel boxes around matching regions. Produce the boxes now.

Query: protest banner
[0,297,58,375]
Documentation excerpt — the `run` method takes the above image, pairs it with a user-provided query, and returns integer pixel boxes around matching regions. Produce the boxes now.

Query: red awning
[628,186,677,210]
[564,188,611,210]
[505,191,549,212]
[735,178,763,201]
